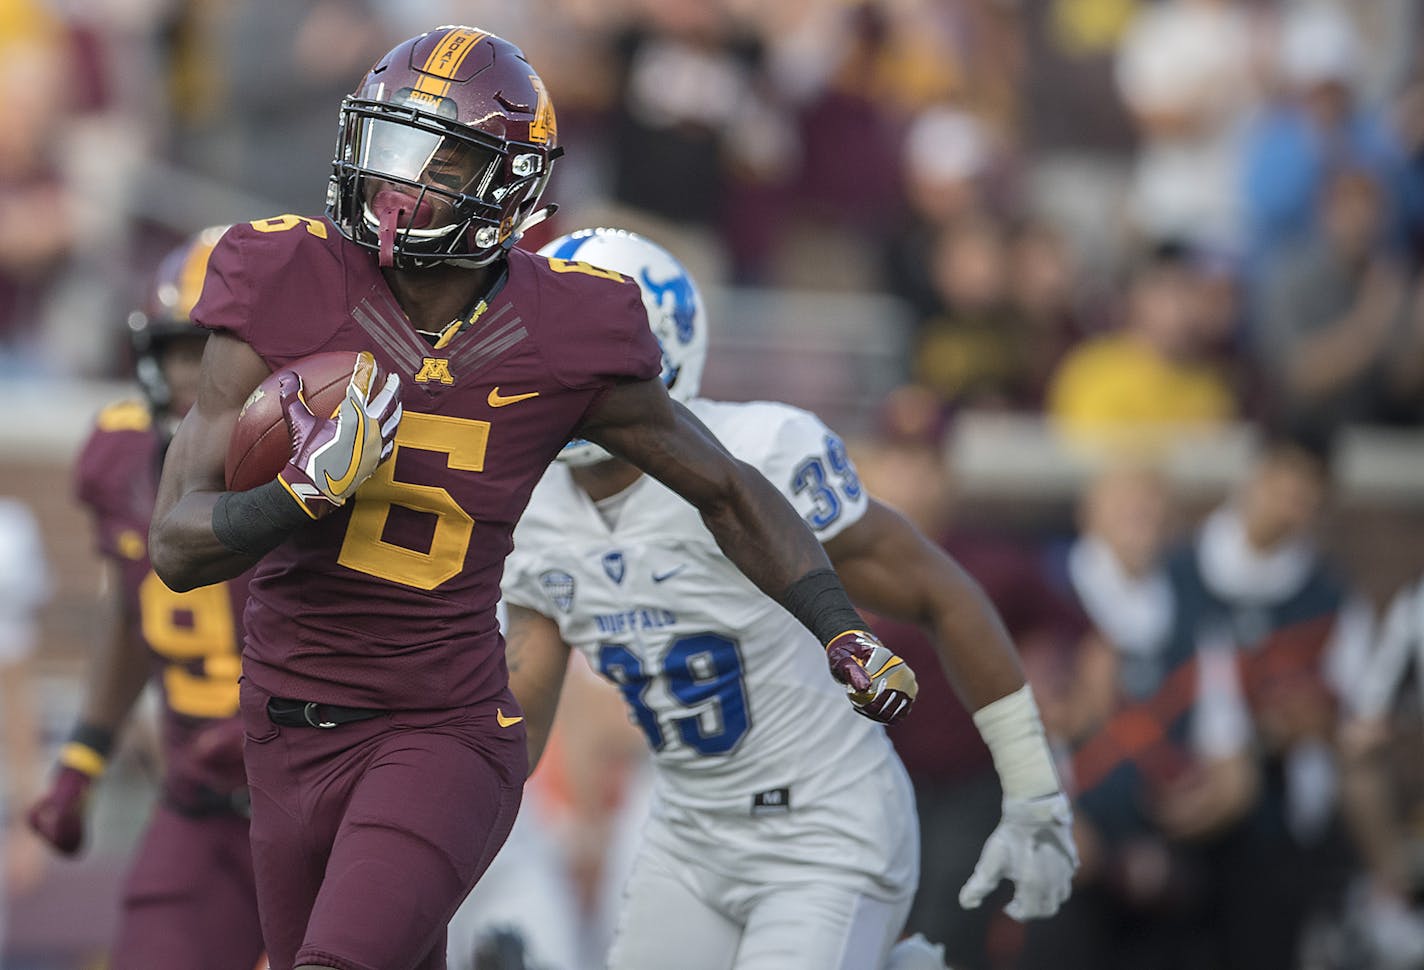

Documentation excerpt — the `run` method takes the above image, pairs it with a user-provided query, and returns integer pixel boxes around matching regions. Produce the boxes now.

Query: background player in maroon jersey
[148,26,920,970]
[27,227,263,970]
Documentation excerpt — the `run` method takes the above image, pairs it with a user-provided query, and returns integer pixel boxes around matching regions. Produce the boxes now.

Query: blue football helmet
[538,227,708,466]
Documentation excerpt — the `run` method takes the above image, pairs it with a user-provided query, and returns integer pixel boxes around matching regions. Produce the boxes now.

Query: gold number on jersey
[138,572,241,719]
[545,257,625,284]
[338,412,489,590]
[249,214,329,238]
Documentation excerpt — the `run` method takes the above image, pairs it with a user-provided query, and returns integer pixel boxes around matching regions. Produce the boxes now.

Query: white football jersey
[503,399,900,818]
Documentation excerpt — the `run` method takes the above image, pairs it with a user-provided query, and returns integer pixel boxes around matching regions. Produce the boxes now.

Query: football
[224,350,371,491]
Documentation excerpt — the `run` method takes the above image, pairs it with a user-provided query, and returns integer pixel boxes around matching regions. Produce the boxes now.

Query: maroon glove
[28,766,96,856]
[825,630,918,725]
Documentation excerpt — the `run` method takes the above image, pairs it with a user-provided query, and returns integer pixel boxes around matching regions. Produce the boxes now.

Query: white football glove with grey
[959,791,1077,920]
[960,685,1079,921]
[277,351,402,518]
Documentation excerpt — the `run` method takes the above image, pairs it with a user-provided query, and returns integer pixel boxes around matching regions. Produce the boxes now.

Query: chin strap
[514,203,558,238]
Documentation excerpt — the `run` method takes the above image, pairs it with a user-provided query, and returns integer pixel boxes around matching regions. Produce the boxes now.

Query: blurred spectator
[1061,465,1178,723]
[911,212,1091,412]
[1166,428,1370,970]
[911,216,1024,409]
[1256,168,1412,429]
[1048,245,1237,452]
[601,0,792,279]
[0,497,51,949]
[884,106,1003,320]
[1035,428,1375,970]
[1242,2,1411,268]
[1007,219,1102,408]
[858,386,1093,970]
[1399,73,1424,260]
[1385,281,1424,422]
[1115,0,1258,252]
[1017,0,1139,276]
[0,0,77,372]
[773,2,951,290]
[1024,463,1259,970]
[171,0,390,216]
[1336,574,1424,970]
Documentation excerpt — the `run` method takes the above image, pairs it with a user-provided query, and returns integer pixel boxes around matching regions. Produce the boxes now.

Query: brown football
[224,351,368,491]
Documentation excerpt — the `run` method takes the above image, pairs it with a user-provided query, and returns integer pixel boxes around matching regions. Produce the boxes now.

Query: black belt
[267,696,384,729]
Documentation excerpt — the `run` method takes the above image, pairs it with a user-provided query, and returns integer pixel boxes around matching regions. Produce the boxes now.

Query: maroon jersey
[75,403,252,791]
[193,215,662,709]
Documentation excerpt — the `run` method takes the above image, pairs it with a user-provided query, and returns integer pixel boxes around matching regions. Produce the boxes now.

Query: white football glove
[277,351,402,517]
[959,791,1078,921]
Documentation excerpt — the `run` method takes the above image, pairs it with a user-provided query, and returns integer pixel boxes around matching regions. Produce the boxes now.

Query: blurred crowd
[2,0,1424,444]
[5,0,1424,968]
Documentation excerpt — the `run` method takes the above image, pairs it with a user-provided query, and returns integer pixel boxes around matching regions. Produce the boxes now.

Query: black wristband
[212,480,314,558]
[70,723,115,760]
[781,568,865,646]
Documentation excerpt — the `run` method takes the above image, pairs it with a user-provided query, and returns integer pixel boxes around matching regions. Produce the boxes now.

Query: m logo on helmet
[414,357,455,385]
[528,76,556,145]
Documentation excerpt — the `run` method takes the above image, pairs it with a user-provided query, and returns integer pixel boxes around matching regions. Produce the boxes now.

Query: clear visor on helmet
[354,117,500,201]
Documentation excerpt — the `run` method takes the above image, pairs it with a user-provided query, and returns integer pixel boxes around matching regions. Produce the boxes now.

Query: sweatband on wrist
[972,684,1061,800]
[59,723,115,778]
[781,568,866,647]
[213,480,314,558]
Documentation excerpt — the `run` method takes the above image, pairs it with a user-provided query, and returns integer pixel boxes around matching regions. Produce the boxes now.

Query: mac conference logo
[539,570,575,612]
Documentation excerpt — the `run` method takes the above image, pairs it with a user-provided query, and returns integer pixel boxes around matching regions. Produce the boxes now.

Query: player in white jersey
[501,228,1078,970]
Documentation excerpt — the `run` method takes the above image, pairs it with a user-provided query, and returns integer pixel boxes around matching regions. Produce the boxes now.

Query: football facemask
[327,26,560,270]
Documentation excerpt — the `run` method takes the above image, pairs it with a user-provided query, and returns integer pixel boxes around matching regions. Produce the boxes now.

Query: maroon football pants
[239,680,527,970]
[110,803,263,970]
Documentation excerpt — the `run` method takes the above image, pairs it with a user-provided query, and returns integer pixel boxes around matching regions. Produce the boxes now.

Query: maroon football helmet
[127,225,227,423]
[327,26,561,269]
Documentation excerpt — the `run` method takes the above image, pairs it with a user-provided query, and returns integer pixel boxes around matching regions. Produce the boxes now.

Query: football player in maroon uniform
[28,227,263,970]
[149,26,916,970]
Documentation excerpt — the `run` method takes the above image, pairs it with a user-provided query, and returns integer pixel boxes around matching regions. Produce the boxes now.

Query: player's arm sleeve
[753,407,869,544]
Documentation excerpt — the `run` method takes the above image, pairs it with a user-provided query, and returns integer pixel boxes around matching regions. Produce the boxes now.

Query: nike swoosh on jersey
[651,565,687,583]
[487,387,539,407]
[496,709,524,728]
